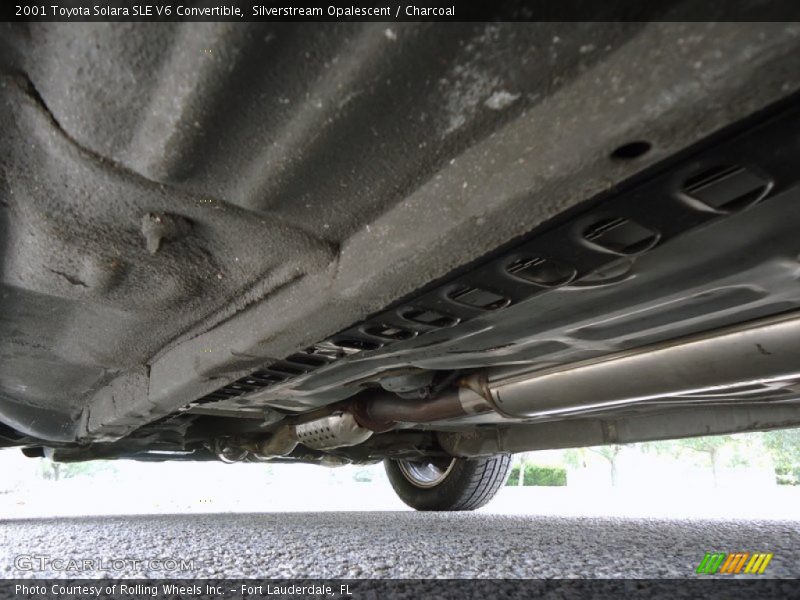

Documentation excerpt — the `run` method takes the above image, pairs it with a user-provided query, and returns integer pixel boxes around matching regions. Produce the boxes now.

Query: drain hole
[364,324,417,341]
[448,286,511,310]
[583,217,659,255]
[506,257,576,287]
[610,140,651,161]
[682,165,770,212]
[402,309,460,328]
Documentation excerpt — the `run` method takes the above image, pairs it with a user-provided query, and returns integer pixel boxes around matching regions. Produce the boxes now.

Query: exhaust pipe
[352,312,800,428]
[240,389,493,460]
[483,312,800,418]
[242,312,800,457]
[351,387,493,431]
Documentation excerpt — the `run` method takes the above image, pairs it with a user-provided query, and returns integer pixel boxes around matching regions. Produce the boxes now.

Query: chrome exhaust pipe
[482,312,800,418]
[310,315,800,434]
[351,312,800,429]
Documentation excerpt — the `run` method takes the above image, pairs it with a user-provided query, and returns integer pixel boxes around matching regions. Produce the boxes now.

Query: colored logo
[696,552,773,575]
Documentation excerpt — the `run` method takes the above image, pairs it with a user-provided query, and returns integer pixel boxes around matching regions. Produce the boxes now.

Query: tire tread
[385,454,512,511]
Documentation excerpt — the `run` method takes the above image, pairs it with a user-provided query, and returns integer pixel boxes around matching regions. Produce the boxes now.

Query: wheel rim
[397,457,456,488]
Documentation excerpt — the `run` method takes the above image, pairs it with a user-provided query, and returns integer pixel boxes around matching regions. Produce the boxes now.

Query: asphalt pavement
[1,512,798,578]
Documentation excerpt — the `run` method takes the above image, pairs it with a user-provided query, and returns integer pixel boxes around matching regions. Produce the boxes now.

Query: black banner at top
[4,0,800,22]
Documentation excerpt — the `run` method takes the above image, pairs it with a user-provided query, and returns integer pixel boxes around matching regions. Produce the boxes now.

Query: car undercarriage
[3,21,800,509]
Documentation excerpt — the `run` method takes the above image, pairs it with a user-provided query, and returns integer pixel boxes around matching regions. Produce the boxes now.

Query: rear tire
[384,454,512,511]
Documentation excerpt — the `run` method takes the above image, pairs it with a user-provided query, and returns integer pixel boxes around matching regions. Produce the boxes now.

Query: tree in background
[39,458,116,481]
[545,431,799,488]
[562,447,586,471]
[39,459,62,481]
[672,435,732,486]
[642,433,780,486]
[352,466,374,483]
[589,444,624,487]
[515,452,528,486]
[563,445,624,486]
[762,429,800,485]
[505,461,567,486]
[643,436,734,486]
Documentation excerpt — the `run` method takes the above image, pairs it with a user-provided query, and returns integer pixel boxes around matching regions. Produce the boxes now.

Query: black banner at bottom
[2,579,800,600]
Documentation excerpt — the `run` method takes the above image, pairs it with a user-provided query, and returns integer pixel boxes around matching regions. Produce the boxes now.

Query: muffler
[482,312,800,418]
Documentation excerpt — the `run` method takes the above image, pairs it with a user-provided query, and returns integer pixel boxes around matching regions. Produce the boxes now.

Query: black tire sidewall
[384,455,510,511]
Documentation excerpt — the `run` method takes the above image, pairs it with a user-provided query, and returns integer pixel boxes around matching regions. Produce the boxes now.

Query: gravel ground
[1,512,798,579]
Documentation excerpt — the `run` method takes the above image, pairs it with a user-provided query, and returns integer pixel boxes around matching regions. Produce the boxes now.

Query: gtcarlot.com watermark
[14,554,201,572]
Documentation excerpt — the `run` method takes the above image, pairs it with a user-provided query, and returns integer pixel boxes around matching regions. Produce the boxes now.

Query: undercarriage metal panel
[3,23,800,442]
[201,95,800,420]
